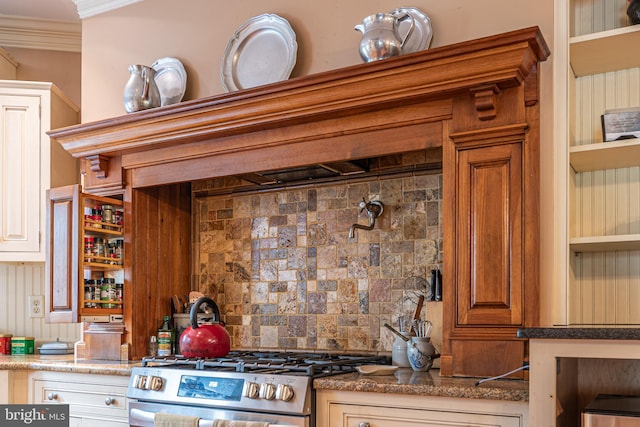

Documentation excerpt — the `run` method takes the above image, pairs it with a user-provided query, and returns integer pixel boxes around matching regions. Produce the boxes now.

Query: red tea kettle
[178,296,231,358]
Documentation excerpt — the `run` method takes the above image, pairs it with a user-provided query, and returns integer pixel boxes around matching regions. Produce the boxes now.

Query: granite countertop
[517,327,640,340]
[0,354,139,376]
[1,355,527,402]
[313,368,529,402]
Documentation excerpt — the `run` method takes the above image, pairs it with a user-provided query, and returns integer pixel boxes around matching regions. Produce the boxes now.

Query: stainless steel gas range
[127,351,388,427]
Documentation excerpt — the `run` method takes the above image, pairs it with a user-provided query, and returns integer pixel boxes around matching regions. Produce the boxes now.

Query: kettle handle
[189,296,222,329]
[395,13,415,49]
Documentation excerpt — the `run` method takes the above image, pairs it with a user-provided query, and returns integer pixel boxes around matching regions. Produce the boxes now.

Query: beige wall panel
[3,48,81,107]
[80,0,554,122]
[0,263,80,343]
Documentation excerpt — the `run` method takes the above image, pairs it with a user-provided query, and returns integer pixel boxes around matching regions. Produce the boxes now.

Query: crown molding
[0,15,81,52]
[73,0,143,19]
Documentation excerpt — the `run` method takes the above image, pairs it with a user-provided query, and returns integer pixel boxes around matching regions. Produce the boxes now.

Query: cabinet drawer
[33,379,128,419]
[331,403,522,427]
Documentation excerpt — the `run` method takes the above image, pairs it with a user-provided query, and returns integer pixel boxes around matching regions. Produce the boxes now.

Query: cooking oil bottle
[157,315,173,357]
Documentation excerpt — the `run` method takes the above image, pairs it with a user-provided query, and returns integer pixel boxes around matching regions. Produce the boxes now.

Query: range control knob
[275,384,295,401]
[133,375,148,389]
[149,376,164,391]
[259,383,276,400]
[242,382,260,399]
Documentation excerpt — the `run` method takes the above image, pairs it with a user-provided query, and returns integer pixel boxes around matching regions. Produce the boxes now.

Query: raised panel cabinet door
[456,142,523,326]
[45,184,80,323]
[0,94,41,255]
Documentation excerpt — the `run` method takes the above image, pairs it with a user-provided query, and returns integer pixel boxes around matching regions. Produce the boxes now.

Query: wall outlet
[29,295,44,318]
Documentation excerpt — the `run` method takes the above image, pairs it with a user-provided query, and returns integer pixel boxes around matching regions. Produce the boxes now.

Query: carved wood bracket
[86,154,109,179]
[470,84,501,121]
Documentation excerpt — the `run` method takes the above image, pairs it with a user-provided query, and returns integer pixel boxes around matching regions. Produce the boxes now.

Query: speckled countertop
[1,355,527,401]
[517,327,640,340]
[313,368,529,402]
[0,354,139,376]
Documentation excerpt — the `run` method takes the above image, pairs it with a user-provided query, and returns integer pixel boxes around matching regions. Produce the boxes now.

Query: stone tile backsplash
[194,173,443,354]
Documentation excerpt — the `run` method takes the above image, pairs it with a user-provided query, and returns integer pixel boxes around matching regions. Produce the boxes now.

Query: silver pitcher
[123,64,161,113]
[355,12,415,62]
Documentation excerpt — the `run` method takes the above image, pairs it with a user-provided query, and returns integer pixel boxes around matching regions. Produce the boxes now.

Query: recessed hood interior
[227,150,443,190]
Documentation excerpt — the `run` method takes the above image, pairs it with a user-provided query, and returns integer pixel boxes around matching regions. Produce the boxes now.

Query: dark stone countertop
[517,327,640,340]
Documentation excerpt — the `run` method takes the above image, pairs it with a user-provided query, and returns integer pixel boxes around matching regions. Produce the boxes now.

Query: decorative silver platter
[221,13,297,92]
[151,57,187,106]
[390,7,433,53]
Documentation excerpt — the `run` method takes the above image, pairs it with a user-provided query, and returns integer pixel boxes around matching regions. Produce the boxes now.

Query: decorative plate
[355,365,399,376]
[221,13,297,92]
[390,7,433,54]
[151,57,187,107]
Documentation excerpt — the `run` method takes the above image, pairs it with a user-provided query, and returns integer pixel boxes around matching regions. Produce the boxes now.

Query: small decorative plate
[356,365,399,376]
[390,7,433,54]
[221,13,297,92]
[151,57,187,106]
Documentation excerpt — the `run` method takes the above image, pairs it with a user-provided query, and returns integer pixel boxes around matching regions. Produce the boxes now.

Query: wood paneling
[126,181,191,359]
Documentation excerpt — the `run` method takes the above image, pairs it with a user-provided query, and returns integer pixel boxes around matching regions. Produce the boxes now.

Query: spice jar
[101,204,114,226]
[84,237,95,263]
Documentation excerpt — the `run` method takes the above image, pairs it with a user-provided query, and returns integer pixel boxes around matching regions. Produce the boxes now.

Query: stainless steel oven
[127,351,388,427]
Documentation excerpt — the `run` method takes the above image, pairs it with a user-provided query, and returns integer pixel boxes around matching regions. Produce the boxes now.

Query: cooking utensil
[384,322,409,342]
[410,295,424,335]
[179,297,231,358]
[171,295,183,314]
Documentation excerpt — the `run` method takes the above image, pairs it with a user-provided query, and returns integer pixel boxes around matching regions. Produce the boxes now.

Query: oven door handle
[129,408,297,427]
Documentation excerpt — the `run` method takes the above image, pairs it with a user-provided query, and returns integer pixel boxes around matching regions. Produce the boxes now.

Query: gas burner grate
[141,352,389,377]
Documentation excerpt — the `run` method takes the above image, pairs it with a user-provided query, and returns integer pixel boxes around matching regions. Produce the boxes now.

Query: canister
[0,334,12,354]
[11,336,34,355]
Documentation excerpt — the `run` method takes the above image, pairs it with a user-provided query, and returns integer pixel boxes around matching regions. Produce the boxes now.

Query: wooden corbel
[86,154,109,179]
[470,84,501,121]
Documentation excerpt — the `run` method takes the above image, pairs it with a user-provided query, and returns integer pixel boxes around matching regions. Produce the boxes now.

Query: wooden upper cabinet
[45,184,79,323]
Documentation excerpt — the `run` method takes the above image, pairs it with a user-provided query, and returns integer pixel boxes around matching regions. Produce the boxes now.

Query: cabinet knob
[104,397,115,406]
[358,423,370,427]
[47,392,58,401]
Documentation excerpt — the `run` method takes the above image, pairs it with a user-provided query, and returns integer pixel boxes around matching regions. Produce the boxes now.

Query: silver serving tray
[151,57,187,107]
[390,7,433,54]
[220,13,297,92]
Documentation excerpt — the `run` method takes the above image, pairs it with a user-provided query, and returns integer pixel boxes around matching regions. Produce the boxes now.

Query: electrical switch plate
[29,295,44,318]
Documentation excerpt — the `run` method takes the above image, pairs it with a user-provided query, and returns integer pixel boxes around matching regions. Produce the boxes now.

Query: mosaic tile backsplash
[195,173,443,354]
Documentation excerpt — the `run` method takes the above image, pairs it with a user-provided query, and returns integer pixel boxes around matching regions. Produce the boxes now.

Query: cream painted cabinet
[0,81,78,262]
[0,370,28,403]
[316,390,528,427]
[29,371,129,426]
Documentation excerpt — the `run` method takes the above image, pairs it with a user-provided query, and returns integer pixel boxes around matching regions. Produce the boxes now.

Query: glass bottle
[157,315,173,357]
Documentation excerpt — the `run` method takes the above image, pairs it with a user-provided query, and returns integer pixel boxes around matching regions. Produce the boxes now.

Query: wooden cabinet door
[45,184,80,323]
[456,142,523,326]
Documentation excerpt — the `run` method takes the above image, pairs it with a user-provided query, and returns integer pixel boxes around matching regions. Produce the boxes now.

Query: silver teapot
[355,12,415,62]
[123,64,161,113]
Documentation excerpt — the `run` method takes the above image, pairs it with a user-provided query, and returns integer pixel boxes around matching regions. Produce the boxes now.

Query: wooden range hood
[49,27,550,377]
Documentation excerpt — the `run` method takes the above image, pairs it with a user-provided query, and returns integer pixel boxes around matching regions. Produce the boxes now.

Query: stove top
[141,351,389,377]
[128,351,390,417]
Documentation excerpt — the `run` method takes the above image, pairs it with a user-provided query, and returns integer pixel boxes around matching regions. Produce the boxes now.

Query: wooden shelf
[570,139,640,172]
[570,25,640,77]
[570,234,640,252]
